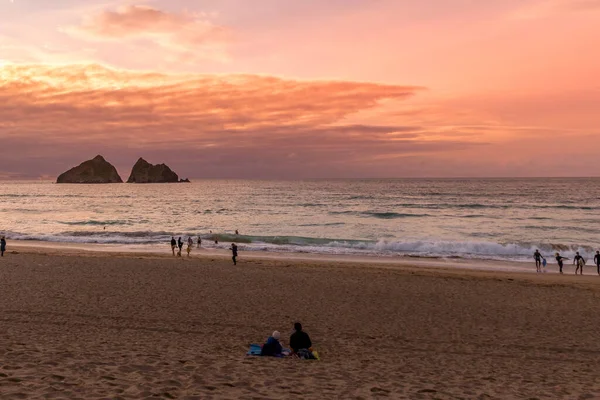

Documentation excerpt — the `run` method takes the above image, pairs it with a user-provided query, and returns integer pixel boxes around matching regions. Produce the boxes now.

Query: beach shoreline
[7,239,548,275]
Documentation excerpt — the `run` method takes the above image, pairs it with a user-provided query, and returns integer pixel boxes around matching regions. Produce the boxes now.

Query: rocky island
[56,155,123,184]
[127,158,190,183]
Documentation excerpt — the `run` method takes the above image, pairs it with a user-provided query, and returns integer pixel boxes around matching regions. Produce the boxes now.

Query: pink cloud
[64,5,231,62]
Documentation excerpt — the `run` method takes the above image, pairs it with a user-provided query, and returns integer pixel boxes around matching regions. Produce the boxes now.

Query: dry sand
[0,247,600,399]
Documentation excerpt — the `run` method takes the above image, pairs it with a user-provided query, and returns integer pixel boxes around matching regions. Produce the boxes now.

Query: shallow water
[1,178,599,262]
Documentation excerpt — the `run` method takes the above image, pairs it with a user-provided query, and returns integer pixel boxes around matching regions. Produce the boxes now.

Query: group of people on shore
[260,322,317,359]
[534,249,600,275]
[169,231,239,265]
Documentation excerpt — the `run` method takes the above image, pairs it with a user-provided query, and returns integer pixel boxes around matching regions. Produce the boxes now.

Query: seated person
[290,322,312,354]
[260,331,282,357]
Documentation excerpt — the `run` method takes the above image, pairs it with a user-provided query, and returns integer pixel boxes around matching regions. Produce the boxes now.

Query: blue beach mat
[246,344,319,360]
[246,344,291,357]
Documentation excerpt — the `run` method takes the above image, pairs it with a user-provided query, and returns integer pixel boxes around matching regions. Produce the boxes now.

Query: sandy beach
[1,246,600,399]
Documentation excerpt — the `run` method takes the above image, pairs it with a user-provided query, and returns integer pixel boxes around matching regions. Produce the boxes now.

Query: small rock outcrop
[56,155,123,184]
[127,158,184,183]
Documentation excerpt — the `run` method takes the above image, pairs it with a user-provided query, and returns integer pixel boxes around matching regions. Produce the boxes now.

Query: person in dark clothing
[595,251,600,276]
[177,237,183,257]
[573,252,585,275]
[290,322,312,354]
[555,253,568,274]
[170,237,177,256]
[1,236,6,257]
[231,243,238,265]
[197,236,202,248]
[533,250,543,273]
[260,331,283,357]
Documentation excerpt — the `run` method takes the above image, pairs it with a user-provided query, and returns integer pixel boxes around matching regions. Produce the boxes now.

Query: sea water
[1,178,599,262]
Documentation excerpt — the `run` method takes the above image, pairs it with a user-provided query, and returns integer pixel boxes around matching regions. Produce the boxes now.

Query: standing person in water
[230,243,238,265]
[235,230,239,235]
[177,237,184,257]
[594,251,600,276]
[170,237,177,256]
[533,249,544,273]
[555,253,568,274]
[573,252,585,275]
[187,236,193,257]
[0,236,6,257]
[197,235,202,248]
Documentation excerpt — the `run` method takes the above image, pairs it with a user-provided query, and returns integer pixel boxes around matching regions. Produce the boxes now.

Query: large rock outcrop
[56,155,123,184]
[127,158,185,183]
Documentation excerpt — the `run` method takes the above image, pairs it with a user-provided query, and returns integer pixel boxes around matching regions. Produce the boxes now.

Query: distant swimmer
[595,251,600,276]
[573,252,585,275]
[177,237,183,257]
[533,250,544,273]
[230,243,238,265]
[187,236,193,257]
[555,253,568,274]
[1,236,6,257]
[170,236,177,256]
[197,235,202,248]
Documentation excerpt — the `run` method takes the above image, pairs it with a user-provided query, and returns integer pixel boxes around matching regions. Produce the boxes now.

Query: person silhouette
[230,243,238,265]
[573,252,585,275]
[533,249,543,273]
[170,237,177,256]
[1,236,6,257]
[177,237,183,257]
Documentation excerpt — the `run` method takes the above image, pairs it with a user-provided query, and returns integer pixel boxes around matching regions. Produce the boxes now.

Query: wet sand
[0,247,599,399]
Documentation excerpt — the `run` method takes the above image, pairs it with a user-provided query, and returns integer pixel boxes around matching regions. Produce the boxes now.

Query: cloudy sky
[0,0,599,179]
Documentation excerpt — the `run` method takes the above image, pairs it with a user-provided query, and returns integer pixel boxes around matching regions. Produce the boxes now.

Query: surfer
[573,252,585,275]
[555,253,568,274]
[533,250,543,273]
[230,243,238,265]
[595,251,600,275]
[170,237,177,256]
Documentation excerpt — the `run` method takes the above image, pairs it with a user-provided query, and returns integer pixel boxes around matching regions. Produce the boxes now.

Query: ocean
[1,178,599,263]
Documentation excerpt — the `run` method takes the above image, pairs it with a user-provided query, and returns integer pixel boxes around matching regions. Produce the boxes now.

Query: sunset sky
[1,0,599,179]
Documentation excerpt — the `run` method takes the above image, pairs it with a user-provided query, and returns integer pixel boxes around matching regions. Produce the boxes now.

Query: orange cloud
[4,64,592,179]
[3,64,474,178]
[64,5,231,62]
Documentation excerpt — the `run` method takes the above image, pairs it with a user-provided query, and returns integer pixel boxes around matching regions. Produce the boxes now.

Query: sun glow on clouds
[2,64,473,177]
